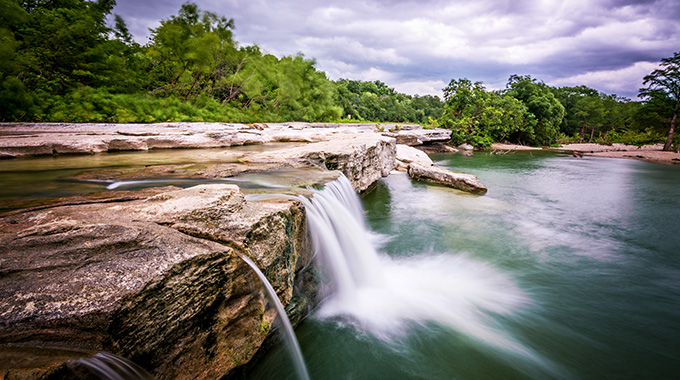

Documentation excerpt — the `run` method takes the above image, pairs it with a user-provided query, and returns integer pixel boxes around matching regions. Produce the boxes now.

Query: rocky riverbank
[491,142,680,165]
[0,122,487,379]
[555,143,680,164]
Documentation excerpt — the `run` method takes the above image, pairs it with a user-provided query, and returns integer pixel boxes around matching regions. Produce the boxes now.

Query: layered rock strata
[0,122,448,159]
[0,185,310,380]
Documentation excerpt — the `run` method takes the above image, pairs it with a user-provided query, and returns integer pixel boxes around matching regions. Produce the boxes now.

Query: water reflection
[0,143,305,202]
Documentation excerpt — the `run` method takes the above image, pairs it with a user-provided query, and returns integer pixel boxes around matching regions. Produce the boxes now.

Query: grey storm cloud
[112,0,680,99]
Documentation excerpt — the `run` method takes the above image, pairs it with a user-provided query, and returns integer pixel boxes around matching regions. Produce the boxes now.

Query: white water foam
[300,175,542,358]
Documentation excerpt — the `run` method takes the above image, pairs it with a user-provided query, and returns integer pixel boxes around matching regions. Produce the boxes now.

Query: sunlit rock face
[248,134,396,191]
[0,122,441,159]
[0,185,310,380]
[407,163,488,194]
[395,144,434,171]
[382,127,452,146]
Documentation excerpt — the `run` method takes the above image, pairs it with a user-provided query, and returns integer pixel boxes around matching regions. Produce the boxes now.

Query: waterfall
[296,177,383,304]
[70,352,154,380]
[301,175,552,367]
[240,254,311,380]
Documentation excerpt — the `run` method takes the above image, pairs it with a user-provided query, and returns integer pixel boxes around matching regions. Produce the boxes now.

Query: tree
[639,51,680,152]
[438,78,529,147]
[17,0,117,94]
[146,2,237,99]
[0,0,32,120]
[504,75,565,145]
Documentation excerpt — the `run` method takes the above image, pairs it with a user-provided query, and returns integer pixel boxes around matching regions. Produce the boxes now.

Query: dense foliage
[0,0,442,124]
[638,51,680,151]
[0,0,676,149]
[334,79,443,124]
[435,67,679,149]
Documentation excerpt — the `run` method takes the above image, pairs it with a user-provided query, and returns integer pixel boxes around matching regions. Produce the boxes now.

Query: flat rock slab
[246,134,396,191]
[395,144,434,171]
[382,128,452,146]
[0,122,433,159]
[407,163,488,195]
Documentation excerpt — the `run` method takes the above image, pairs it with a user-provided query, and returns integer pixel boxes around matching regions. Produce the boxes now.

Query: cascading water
[299,174,559,373]
[240,254,311,380]
[69,352,154,380]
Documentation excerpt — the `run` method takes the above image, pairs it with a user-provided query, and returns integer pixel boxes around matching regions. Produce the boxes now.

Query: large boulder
[407,163,488,194]
[395,144,434,171]
[382,128,452,146]
[0,185,311,380]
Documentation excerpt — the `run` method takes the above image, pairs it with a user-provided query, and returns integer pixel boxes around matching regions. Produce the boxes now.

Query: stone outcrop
[0,185,311,380]
[246,134,396,191]
[395,144,434,171]
[415,142,459,154]
[407,163,488,195]
[0,122,420,159]
[382,127,452,146]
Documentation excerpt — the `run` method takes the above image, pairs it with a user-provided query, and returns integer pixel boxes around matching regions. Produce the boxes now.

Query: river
[248,150,680,380]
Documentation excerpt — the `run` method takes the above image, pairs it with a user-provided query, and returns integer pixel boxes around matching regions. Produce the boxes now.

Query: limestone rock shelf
[0,122,449,159]
[0,122,484,379]
[0,185,309,380]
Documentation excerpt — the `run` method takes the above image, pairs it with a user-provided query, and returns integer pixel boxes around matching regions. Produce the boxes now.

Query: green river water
[248,150,680,380]
[1,149,679,380]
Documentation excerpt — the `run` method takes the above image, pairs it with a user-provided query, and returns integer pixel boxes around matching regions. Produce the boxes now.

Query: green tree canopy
[504,75,565,145]
[437,78,529,147]
[146,2,237,100]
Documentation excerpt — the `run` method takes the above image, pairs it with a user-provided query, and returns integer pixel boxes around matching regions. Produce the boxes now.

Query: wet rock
[407,163,488,194]
[0,185,311,380]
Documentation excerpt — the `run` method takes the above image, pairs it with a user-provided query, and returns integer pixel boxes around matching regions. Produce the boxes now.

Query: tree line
[437,68,679,151]
[0,0,677,151]
[0,0,442,124]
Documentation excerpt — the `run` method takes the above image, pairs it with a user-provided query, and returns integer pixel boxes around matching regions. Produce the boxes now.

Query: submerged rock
[407,163,488,194]
[0,185,311,380]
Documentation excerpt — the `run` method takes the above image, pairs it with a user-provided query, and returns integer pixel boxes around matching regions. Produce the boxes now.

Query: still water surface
[249,151,680,380]
[0,143,306,204]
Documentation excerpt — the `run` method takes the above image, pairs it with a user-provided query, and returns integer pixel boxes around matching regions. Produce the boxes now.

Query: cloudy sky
[112,0,680,99]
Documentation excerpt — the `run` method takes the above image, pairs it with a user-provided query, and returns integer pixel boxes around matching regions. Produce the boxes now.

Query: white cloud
[548,61,660,98]
[113,0,680,98]
[392,80,447,98]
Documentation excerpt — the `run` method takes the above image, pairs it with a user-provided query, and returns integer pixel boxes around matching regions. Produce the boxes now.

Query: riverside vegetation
[0,0,678,151]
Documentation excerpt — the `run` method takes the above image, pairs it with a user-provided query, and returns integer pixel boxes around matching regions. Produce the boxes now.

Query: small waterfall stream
[70,352,154,380]
[240,254,311,380]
